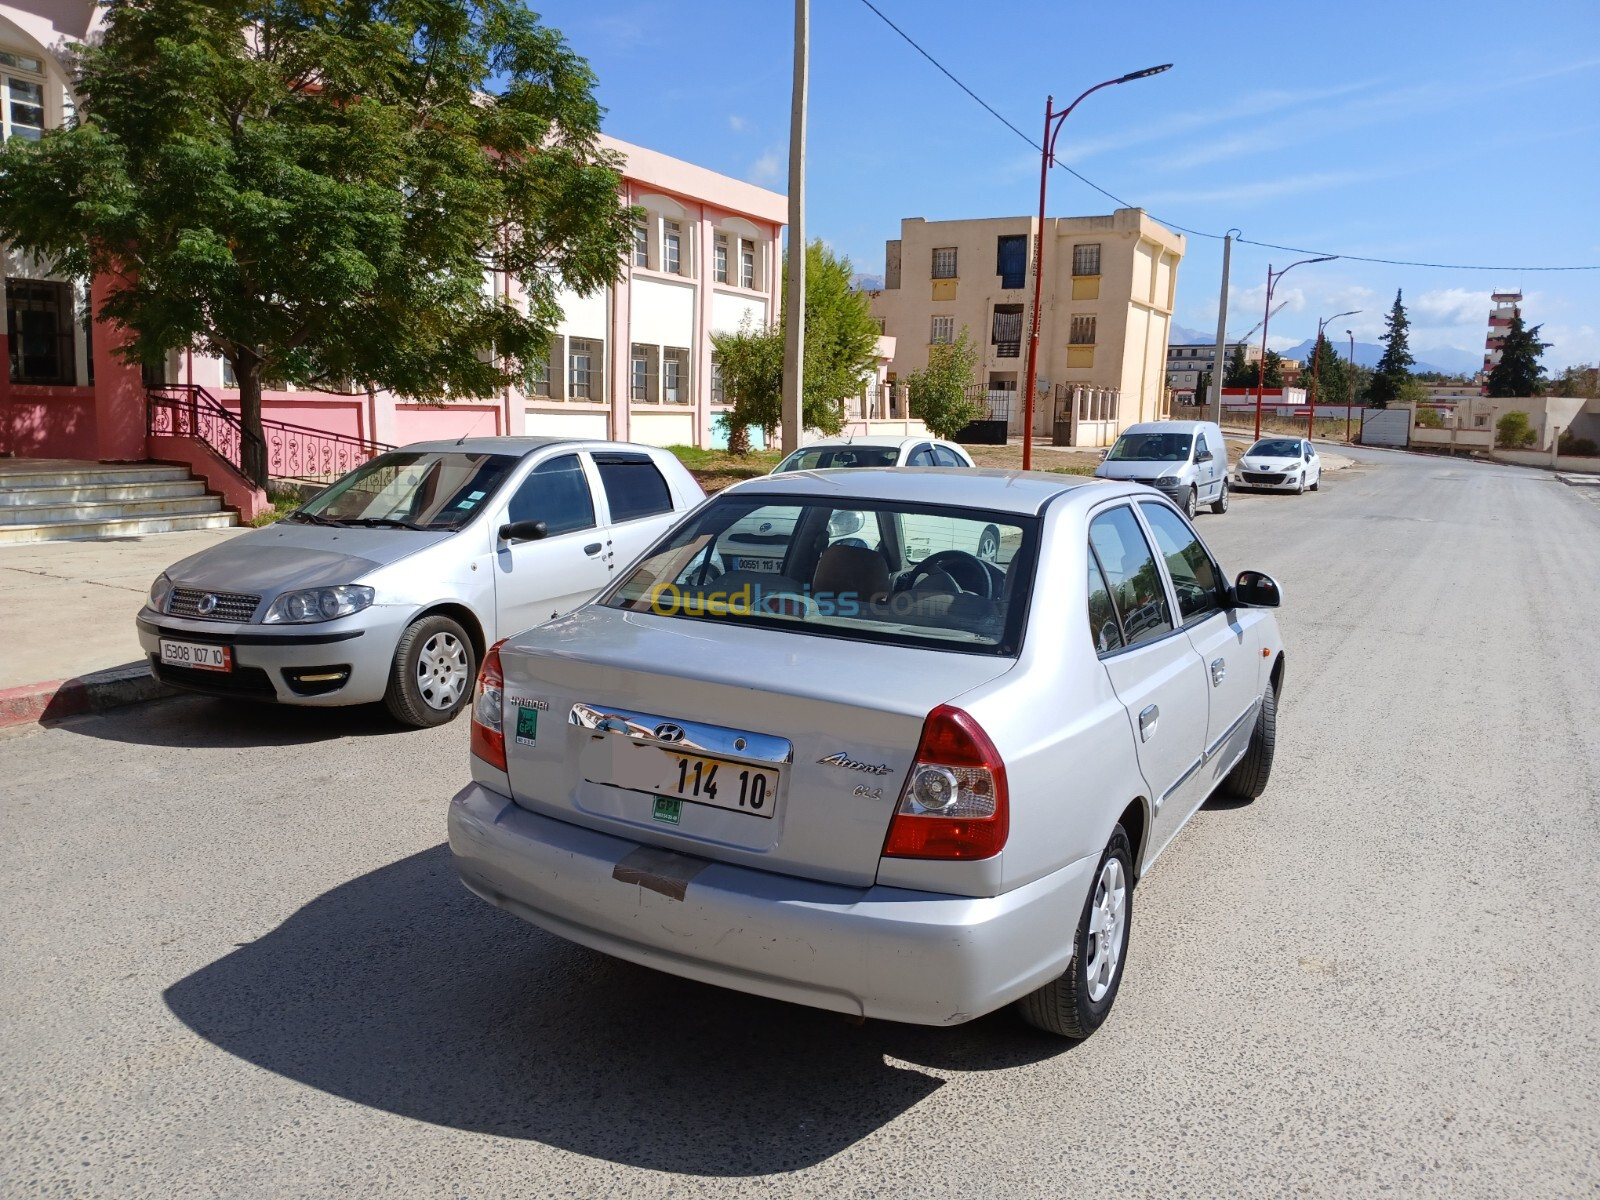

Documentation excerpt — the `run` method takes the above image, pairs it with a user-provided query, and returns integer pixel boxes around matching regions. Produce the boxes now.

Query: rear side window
[1087,554,1125,655]
[507,454,595,535]
[1138,502,1223,625]
[595,455,673,523]
[1087,506,1174,647]
[933,445,964,467]
[907,444,937,466]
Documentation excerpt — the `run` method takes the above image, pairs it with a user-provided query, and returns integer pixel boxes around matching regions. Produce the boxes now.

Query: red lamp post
[1309,309,1359,436]
[1345,329,1357,442]
[1252,256,1335,439]
[1021,64,1172,470]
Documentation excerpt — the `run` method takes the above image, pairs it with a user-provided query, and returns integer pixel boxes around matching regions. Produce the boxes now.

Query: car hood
[1094,460,1188,481]
[162,521,456,592]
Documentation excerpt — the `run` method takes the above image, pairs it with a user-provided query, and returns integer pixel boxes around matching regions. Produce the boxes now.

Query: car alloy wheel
[417,630,469,710]
[1084,856,1129,1002]
[977,524,1001,562]
[1211,480,1229,514]
[1185,487,1197,518]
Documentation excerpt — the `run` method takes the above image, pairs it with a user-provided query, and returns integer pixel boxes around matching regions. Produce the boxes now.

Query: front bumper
[448,781,1098,1026]
[1235,470,1302,491]
[136,606,409,705]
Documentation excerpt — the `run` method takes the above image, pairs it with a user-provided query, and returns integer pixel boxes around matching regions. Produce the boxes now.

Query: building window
[1072,243,1101,277]
[710,352,724,403]
[631,343,656,402]
[932,247,958,279]
[222,356,236,388]
[6,279,75,384]
[530,351,550,397]
[991,304,1023,358]
[1069,315,1097,345]
[996,235,1027,290]
[663,220,681,275]
[1,51,46,143]
[568,338,595,399]
[740,239,755,289]
[632,219,649,268]
[930,315,954,345]
[663,348,688,403]
[714,234,728,284]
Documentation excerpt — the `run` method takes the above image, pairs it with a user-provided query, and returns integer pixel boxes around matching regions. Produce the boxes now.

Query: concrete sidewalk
[0,527,244,724]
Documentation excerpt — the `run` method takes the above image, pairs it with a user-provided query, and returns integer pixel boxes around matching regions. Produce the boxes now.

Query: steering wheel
[904,550,995,599]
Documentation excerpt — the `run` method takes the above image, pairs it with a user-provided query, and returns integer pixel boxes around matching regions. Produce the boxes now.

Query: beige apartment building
[868,208,1184,443]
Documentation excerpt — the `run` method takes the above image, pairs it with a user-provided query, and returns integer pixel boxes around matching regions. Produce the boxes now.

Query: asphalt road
[4,450,1598,1198]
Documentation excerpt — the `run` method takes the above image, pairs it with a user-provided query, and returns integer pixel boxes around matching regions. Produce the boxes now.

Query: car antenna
[455,407,493,446]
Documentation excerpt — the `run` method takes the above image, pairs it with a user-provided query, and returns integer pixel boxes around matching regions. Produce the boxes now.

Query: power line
[855,0,1600,273]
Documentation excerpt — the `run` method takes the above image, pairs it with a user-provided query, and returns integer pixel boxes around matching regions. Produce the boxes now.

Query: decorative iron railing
[147,384,393,487]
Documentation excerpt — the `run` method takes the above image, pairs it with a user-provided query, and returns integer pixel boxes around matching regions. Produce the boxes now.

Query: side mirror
[1196,449,1214,463]
[1232,570,1282,608]
[498,519,548,544]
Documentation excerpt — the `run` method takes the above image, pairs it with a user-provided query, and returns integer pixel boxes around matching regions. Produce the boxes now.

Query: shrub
[1413,406,1444,428]
[1495,411,1538,449]
[1558,431,1599,457]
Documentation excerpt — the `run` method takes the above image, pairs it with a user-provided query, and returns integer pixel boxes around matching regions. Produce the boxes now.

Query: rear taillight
[469,639,509,771]
[882,704,1008,860]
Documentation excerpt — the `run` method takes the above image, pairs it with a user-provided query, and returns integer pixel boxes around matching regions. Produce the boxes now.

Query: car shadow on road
[163,844,1063,1175]
[55,694,417,748]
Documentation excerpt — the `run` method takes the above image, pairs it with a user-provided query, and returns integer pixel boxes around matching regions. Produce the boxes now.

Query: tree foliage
[1495,410,1537,449]
[711,317,786,449]
[1223,344,1255,388]
[1548,363,1600,400]
[1485,315,1550,398]
[1303,332,1348,409]
[1368,290,1416,408]
[0,0,631,486]
[1260,350,1286,389]
[907,328,983,439]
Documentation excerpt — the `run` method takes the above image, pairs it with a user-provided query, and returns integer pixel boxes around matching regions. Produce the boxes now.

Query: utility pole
[780,0,808,454]
[1209,231,1235,423]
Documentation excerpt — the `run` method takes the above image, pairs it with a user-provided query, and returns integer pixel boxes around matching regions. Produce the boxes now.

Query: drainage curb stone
[0,661,174,729]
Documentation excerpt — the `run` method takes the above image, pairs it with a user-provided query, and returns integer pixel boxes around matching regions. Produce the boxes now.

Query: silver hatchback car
[449,468,1285,1038]
[137,438,702,726]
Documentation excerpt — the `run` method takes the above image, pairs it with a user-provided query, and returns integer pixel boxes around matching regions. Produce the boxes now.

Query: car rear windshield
[1250,439,1301,456]
[605,494,1037,655]
[1107,432,1193,462]
[774,446,901,472]
[295,451,519,530]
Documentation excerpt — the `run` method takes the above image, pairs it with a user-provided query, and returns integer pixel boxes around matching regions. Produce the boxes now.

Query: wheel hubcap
[416,632,468,710]
[1084,858,1128,1003]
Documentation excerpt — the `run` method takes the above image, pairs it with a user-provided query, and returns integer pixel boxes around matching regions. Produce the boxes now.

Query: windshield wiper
[287,509,346,527]
[341,516,427,531]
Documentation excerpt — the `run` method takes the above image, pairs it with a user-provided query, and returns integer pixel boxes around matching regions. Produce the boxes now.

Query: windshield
[1249,439,1301,457]
[606,495,1036,655]
[294,451,519,530]
[1107,432,1193,462]
[774,446,901,473]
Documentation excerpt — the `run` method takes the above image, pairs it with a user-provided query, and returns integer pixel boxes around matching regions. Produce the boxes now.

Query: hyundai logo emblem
[196,593,219,615]
[653,723,687,744]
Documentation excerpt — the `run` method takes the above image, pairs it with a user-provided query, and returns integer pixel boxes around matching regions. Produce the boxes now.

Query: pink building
[0,2,786,523]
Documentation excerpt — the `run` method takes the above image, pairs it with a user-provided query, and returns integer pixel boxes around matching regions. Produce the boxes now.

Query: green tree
[1303,332,1348,409]
[1260,350,1286,388]
[1548,364,1599,399]
[1368,290,1416,408]
[1485,315,1550,397]
[1195,368,1213,407]
[1223,344,1255,388]
[0,0,630,487]
[710,240,879,452]
[1495,410,1537,449]
[906,328,983,439]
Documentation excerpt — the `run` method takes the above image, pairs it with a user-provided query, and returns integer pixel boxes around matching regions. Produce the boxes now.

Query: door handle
[1139,704,1159,742]
[584,542,603,556]
[1210,657,1226,687]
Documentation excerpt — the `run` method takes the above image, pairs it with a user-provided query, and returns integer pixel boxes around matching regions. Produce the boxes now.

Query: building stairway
[0,459,239,544]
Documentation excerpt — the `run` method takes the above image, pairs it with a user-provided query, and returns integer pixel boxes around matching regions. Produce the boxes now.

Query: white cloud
[728,114,748,133]
[1413,287,1486,326]
[746,151,783,187]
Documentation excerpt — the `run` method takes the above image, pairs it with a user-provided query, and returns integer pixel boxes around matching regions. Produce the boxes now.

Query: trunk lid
[498,606,1015,886]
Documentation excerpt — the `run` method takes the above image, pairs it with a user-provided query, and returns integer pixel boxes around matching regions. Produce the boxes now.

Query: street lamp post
[1021,64,1171,470]
[1253,255,1336,439]
[1346,329,1357,442]
[1309,309,1360,436]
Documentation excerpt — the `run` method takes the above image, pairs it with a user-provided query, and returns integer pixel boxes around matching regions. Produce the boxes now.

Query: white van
[1093,420,1229,516]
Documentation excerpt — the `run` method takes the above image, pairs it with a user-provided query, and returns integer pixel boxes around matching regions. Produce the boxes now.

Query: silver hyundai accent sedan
[136,438,702,726]
[448,468,1285,1037]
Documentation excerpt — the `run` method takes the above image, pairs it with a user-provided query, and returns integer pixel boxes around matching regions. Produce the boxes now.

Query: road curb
[0,661,174,730]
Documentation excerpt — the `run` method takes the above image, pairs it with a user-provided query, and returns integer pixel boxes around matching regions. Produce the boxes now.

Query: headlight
[1155,476,1179,487]
[262,585,375,624]
[149,572,174,612]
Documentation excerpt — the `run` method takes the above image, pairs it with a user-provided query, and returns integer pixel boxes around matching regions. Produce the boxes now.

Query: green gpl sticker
[652,796,682,824]
[515,706,538,746]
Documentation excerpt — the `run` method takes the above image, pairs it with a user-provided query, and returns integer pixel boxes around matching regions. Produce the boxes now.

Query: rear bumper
[448,782,1098,1026]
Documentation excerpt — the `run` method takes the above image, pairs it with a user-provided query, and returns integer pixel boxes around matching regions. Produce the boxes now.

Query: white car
[772,435,975,473]
[449,469,1287,1039]
[1235,437,1321,494]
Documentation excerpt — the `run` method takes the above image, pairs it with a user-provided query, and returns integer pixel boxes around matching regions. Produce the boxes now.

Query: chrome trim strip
[568,702,793,765]
[1156,755,1204,811]
[1203,697,1261,762]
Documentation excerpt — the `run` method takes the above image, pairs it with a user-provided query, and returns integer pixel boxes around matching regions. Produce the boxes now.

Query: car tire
[1016,825,1133,1039]
[1184,487,1198,518]
[384,614,477,728]
[977,524,1001,562]
[1310,474,1320,491]
[1222,684,1277,802]
[1294,476,1305,495]
[1210,480,1229,514]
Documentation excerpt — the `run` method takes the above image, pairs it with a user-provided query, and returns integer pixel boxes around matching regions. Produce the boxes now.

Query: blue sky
[533,0,1599,371]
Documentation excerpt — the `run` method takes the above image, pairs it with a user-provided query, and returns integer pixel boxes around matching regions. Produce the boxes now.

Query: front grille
[1243,472,1285,484]
[168,586,261,622]
[153,659,277,698]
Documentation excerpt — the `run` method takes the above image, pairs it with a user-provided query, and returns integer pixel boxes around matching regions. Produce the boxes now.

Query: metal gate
[1360,407,1410,448]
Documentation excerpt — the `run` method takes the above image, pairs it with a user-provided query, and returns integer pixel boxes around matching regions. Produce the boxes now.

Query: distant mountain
[851,273,885,292]
[1279,338,1480,376]
[1170,324,1216,345]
